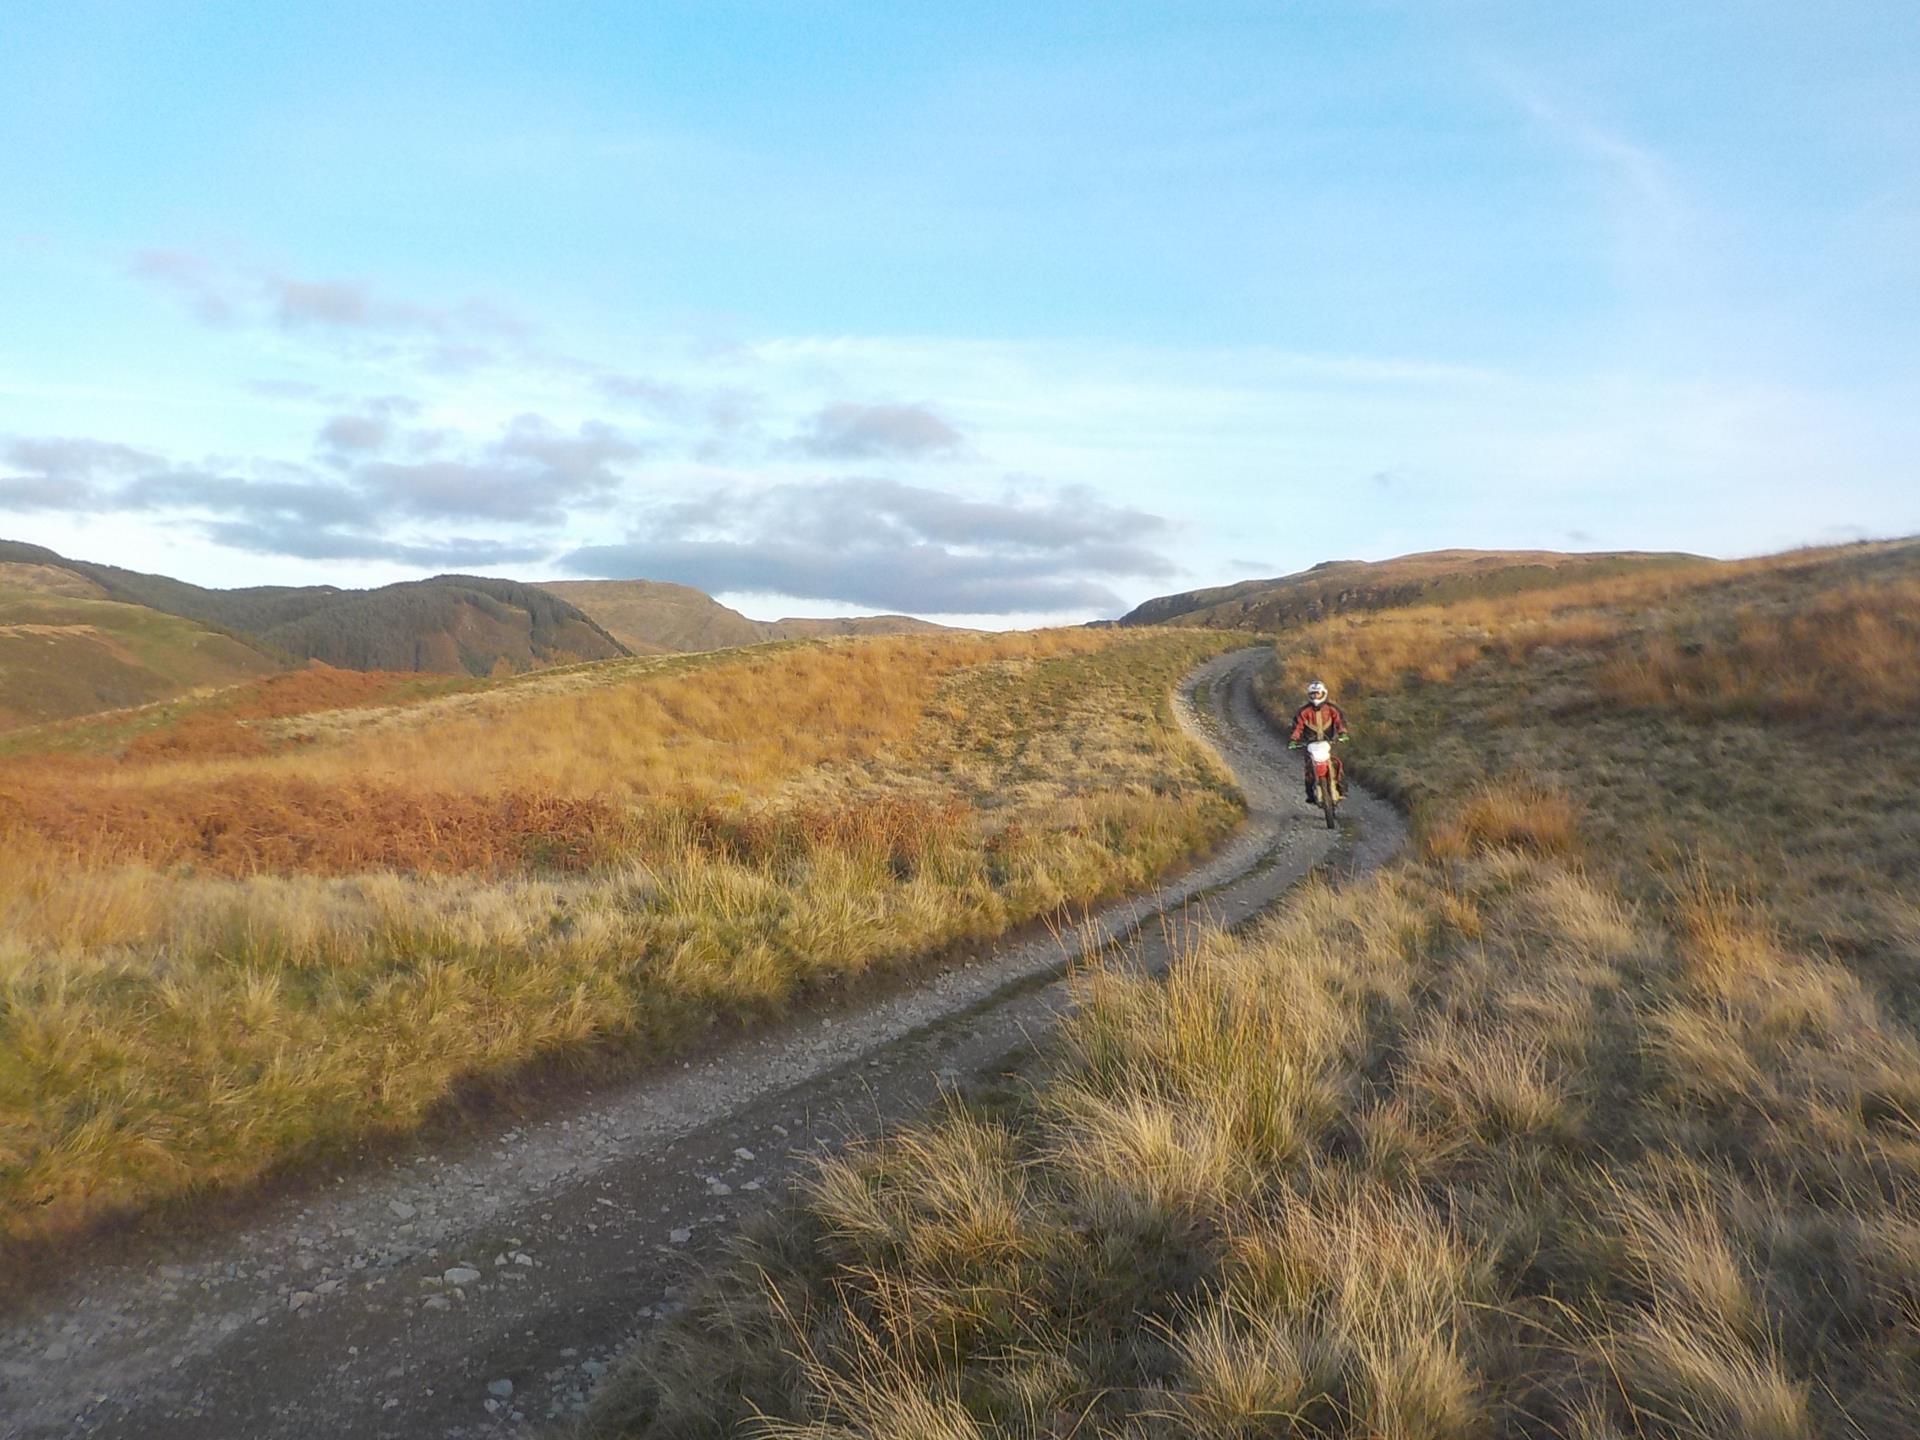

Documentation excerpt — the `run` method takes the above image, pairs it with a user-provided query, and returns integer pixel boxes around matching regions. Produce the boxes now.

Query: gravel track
[0,646,1404,1439]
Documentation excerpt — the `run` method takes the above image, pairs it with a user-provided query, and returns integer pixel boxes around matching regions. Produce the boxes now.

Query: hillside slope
[0,540,629,676]
[591,537,1920,1440]
[0,587,280,728]
[0,626,1241,1249]
[539,577,950,653]
[1120,547,1707,631]
[0,560,108,599]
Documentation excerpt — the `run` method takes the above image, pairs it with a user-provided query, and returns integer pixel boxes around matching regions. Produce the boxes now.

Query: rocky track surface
[0,647,1404,1439]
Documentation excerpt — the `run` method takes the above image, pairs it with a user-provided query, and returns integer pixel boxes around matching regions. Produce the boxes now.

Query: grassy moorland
[0,628,1244,1255]
[591,540,1920,1439]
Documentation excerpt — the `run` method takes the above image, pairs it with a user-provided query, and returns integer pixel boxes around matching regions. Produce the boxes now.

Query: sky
[1,1,1915,626]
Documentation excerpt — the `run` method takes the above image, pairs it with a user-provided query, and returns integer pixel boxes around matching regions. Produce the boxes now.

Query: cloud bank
[563,477,1173,614]
[5,424,1170,613]
[0,414,645,568]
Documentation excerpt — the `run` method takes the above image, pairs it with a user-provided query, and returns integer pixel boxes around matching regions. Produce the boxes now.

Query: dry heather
[0,628,1244,1253]
[587,539,1920,1439]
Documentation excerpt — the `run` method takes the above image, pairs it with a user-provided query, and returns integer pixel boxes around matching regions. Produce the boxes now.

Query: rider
[1287,680,1349,804]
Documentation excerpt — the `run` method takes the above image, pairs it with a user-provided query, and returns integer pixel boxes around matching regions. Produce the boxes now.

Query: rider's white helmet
[1306,680,1328,701]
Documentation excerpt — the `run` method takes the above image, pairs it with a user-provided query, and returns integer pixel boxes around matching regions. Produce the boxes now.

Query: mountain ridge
[1118,547,1711,632]
[0,539,630,677]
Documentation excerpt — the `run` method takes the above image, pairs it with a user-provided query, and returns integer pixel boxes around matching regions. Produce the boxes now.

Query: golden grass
[1260,539,1918,714]
[0,634,1168,879]
[107,631,1102,799]
[0,628,1245,1254]
[1419,779,1582,861]
[582,538,1920,1439]
[1596,578,1920,720]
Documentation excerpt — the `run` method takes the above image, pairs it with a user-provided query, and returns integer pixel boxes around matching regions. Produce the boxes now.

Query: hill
[0,586,280,729]
[593,537,1920,1439]
[533,579,762,652]
[767,612,952,641]
[0,539,628,677]
[1118,546,1708,631]
[537,578,951,653]
[250,575,626,674]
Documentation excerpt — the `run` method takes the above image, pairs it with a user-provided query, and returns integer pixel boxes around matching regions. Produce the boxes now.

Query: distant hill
[767,614,953,641]
[0,586,280,729]
[1118,549,1711,632]
[254,577,628,674]
[0,540,629,677]
[538,578,952,653]
[535,580,758,652]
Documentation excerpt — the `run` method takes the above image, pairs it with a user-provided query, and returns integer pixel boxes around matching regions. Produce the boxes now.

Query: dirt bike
[1304,739,1343,830]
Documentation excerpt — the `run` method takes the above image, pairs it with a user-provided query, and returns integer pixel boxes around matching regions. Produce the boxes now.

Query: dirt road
[0,647,1404,1439]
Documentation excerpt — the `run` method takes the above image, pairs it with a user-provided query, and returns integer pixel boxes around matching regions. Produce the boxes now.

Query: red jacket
[1290,702,1347,743]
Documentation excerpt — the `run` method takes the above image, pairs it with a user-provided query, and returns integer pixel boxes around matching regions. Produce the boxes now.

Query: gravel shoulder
[0,646,1405,1440]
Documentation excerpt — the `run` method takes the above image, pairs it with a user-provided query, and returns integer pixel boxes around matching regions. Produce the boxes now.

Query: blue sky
[1,1,1915,623]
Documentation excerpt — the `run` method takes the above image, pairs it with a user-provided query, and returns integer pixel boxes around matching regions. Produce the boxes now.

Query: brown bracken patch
[0,774,628,877]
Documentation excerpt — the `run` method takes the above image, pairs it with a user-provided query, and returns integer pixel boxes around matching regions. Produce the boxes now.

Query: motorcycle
[1306,739,1342,830]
